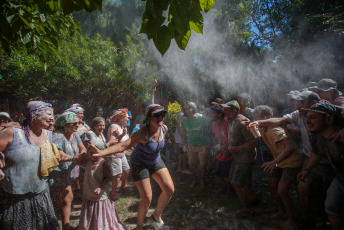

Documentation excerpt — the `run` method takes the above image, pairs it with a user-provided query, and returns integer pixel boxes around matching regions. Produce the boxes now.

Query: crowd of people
[0,77,343,230]
[174,78,344,230]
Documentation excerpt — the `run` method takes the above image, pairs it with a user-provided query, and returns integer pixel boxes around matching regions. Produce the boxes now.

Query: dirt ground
[60,151,330,230]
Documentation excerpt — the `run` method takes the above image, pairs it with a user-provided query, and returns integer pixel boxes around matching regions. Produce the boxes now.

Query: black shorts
[131,157,167,182]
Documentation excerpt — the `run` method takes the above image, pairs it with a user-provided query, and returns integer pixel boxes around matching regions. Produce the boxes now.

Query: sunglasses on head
[153,112,166,118]
[71,121,83,126]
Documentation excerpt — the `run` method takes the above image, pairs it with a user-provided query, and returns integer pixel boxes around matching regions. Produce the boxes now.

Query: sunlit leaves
[199,0,215,12]
[140,0,215,55]
[0,0,102,60]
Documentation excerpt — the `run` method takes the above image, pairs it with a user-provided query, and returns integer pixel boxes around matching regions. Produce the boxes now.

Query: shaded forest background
[0,0,343,107]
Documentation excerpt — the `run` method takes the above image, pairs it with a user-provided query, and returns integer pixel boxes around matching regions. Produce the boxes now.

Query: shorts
[270,167,301,184]
[131,157,166,182]
[187,145,207,169]
[175,143,186,155]
[325,177,344,217]
[106,155,130,177]
[298,157,334,193]
[229,161,253,187]
[214,160,232,178]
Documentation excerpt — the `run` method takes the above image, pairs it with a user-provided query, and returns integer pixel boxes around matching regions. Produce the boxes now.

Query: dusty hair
[253,105,273,117]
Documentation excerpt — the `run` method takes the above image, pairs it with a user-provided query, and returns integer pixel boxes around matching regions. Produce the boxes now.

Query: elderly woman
[90,104,174,230]
[107,109,131,197]
[0,101,66,229]
[80,117,116,194]
[50,112,87,230]
[84,117,116,150]
[65,104,90,137]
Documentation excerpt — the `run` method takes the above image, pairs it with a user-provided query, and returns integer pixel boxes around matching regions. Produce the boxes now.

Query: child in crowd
[78,150,126,230]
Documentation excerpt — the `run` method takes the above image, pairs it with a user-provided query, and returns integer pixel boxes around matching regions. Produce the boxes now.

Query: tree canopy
[0,0,216,57]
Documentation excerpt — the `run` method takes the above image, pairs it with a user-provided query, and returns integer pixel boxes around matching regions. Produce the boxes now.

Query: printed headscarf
[55,112,78,129]
[64,104,84,114]
[23,101,53,143]
[24,101,53,123]
[110,109,131,122]
[307,102,343,118]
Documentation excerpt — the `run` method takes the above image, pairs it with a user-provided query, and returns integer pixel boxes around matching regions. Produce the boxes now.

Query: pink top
[212,120,232,161]
[106,123,128,158]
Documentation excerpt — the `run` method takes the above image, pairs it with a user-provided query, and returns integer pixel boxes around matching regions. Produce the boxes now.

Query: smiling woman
[0,101,61,230]
[50,112,87,230]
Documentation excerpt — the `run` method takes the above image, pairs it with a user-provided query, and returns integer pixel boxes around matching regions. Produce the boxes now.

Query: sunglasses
[71,121,83,126]
[153,112,166,118]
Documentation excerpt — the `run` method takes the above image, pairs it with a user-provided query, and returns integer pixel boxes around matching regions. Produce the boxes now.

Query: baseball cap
[145,104,167,116]
[294,90,320,101]
[0,112,13,122]
[225,100,240,111]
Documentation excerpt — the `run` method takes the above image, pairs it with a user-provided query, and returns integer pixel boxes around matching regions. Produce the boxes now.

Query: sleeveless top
[82,160,109,201]
[130,126,165,166]
[1,127,52,194]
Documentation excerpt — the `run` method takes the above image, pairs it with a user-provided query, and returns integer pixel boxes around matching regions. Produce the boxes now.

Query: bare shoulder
[0,127,15,147]
[132,126,147,140]
[0,126,15,137]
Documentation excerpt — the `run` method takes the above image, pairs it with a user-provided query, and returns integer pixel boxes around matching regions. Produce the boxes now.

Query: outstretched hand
[248,121,259,128]
[88,143,102,157]
[261,161,276,173]
[94,187,101,195]
[297,170,309,182]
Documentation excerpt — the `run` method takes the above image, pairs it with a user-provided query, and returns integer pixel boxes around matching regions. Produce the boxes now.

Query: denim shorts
[325,177,344,217]
[131,157,166,182]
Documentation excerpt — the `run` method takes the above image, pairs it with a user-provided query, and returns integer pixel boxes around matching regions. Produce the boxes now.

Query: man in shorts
[298,102,344,230]
[226,100,257,218]
[254,105,303,230]
[181,102,210,190]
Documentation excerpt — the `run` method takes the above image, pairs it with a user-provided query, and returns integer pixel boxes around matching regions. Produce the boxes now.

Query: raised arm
[251,117,289,127]
[91,128,146,157]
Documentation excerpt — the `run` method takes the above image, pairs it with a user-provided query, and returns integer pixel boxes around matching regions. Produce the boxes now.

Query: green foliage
[167,101,182,142]
[0,0,103,59]
[73,0,146,45]
[140,0,215,55]
[0,31,157,100]
[251,0,344,48]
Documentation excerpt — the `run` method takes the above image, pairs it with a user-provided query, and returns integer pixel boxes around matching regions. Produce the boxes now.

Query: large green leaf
[153,25,171,55]
[174,29,191,50]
